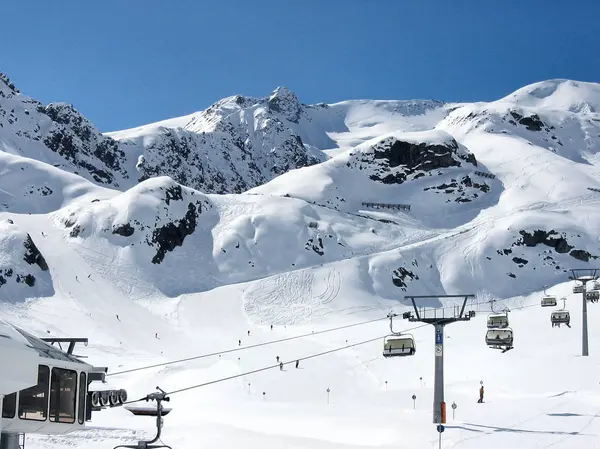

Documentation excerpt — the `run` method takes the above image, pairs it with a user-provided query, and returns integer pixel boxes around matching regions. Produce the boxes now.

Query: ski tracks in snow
[243,268,342,325]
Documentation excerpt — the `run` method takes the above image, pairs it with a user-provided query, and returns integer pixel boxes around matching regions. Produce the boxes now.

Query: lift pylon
[403,295,475,424]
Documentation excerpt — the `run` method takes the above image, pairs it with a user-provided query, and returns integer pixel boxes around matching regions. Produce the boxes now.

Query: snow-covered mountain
[2,73,600,449]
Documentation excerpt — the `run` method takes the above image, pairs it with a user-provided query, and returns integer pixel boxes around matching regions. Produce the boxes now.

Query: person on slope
[279,362,283,371]
[478,385,484,403]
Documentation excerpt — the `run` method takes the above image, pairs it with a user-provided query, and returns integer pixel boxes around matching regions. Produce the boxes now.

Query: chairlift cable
[108,315,389,377]
[109,299,541,378]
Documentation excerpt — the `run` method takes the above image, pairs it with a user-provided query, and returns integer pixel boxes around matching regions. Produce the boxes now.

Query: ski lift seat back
[541,296,557,307]
[487,313,509,329]
[551,310,570,324]
[383,335,416,357]
[485,328,514,348]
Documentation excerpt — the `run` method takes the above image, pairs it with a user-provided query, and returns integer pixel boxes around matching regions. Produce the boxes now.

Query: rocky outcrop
[149,202,200,264]
[392,266,419,291]
[23,235,48,271]
[347,135,478,185]
[494,229,598,265]
[423,175,490,203]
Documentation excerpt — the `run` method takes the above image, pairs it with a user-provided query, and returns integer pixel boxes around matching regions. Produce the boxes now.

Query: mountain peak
[0,72,20,96]
[499,78,600,113]
[268,86,302,123]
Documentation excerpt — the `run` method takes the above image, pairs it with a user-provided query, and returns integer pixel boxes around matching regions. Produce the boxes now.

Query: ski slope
[2,76,600,448]
[3,270,600,449]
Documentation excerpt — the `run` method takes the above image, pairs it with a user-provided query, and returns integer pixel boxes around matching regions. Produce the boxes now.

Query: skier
[270,324,273,331]
[155,333,159,339]
[247,330,250,336]
[478,385,484,403]
[279,362,283,371]
[276,356,280,363]
[116,314,121,322]
[295,360,299,369]
[238,339,241,346]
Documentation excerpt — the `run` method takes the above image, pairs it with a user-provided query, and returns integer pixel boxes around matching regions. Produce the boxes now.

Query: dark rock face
[512,257,529,267]
[305,235,325,256]
[149,202,199,264]
[517,230,573,253]
[570,249,596,262]
[22,235,48,271]
[267,87,302,123]
[494,229,598,268]
[368,139,475,184]
[0,73,19,94]
[112,223,135,237]
[509,111,546,132]
[423,175,490,203]
[392,267,419,291]
[40,104,127,186]
[0,267,37,289]
[348,136,478,186]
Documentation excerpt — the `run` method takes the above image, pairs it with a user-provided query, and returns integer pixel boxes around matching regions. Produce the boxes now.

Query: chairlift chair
[485,328,514,352]
[586,291,600,302]
[383,334,416,357]
[551,310,570,328]
[487,313,509,329]
[593,281,600,291]
[573,284,585,294]
[541,296,557,307]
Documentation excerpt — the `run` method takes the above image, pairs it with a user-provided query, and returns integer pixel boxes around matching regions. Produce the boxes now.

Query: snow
[499,79,600,114]
[2,74,600,448]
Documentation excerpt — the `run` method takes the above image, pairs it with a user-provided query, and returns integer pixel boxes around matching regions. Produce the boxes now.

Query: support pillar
[582,284,589,356]
[433,324,445,424]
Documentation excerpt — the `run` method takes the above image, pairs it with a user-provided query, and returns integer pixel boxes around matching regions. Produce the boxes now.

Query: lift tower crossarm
[404,294,475,425]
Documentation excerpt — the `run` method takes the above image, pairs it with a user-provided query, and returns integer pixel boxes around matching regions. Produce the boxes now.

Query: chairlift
[115,387,172,449]
[551,310,570,328]
[593,281,600,291]
[541,296,557,307]
[586,291,599,302]
[573,283,585,294]
[382,312,416,357]
[485,328,514,352]
[487,313,509,329]
[383,334,416,357]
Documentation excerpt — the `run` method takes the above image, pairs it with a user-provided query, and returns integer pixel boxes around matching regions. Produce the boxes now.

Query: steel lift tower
[569,268,599,357]
[404,295,476,424]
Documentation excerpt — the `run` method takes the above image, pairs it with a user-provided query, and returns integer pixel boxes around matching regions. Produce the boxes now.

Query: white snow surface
[2,75,600,448]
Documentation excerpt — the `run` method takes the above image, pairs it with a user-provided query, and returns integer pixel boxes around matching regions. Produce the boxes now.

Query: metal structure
[486,300,509,329]
[551,297,570,328]
[0,320,126,449]
[383,312,416,357]
[115,387,171,449]
[40,337,88,356]
[403,295,475,424]
[569,269,599,356]
[485,328,514,351]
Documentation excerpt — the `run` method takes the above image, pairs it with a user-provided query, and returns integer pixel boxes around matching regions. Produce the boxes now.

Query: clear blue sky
[2,0,599,132]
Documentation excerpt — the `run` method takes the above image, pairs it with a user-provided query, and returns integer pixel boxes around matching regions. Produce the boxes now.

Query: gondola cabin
[487,314,509,329]
[551,311,570,326]
[0,319,126,449]
[485,328,514,349]
[383,335,415,357]
[541,296,557,307]
[573,285,585,294]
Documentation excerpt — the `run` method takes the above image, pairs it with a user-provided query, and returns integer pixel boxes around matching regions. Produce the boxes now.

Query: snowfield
[2,73,600,448]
